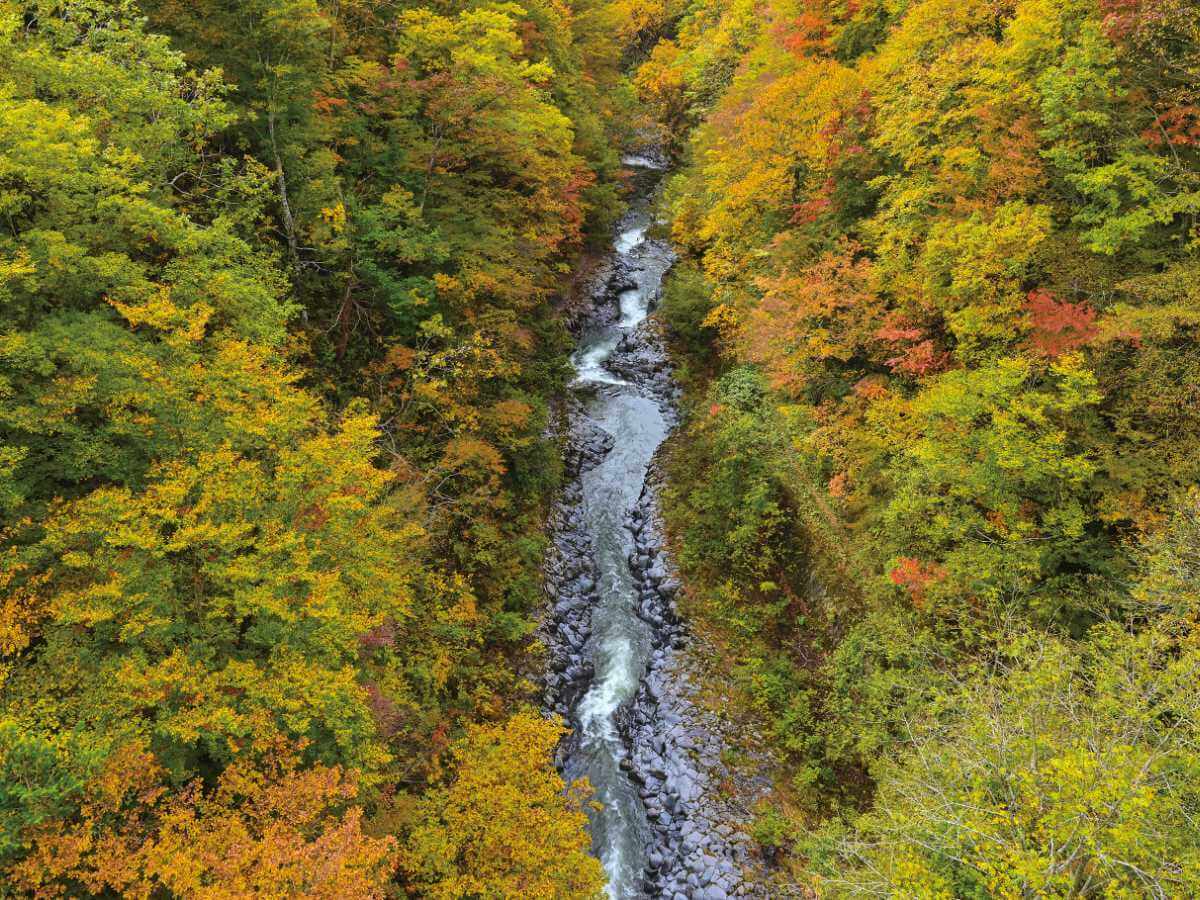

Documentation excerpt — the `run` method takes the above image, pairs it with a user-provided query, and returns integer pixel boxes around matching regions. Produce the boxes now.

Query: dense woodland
[1,0,1199,896]
[0,0,630,893]
[635,0,1200,894]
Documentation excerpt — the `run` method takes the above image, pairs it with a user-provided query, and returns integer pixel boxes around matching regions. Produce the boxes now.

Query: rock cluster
[622,467,766,899]
[608,322,682,412]
[543,359,765,896]
[539,413,611,722]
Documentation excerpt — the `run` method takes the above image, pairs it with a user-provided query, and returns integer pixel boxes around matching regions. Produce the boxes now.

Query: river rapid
[541,155,764,900]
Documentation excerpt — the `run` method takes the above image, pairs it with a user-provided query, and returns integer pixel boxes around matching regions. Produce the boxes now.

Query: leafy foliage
[646,0,1200,888]
[819,623,1200,897]
[403,712,605,899]
[0,0,643,892]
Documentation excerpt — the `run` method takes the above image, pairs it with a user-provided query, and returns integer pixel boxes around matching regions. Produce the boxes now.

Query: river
[541,154,761,900]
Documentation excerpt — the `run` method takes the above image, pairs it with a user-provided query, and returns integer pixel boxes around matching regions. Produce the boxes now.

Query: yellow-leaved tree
[403,712,606,899]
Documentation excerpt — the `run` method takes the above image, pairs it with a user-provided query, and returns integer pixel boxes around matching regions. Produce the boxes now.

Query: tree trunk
[267,109,302,273]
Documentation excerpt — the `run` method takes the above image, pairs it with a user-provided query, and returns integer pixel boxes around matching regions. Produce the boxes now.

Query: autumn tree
[6,739,398,897]
[822,627,1200,897]
[403,712,606,899]
[644,0,1200,880]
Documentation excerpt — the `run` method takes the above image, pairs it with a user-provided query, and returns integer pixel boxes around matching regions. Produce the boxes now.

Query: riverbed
[541,154,764,900]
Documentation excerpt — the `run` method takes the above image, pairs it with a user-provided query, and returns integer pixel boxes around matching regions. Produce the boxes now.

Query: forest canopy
[0,0,624,893]
[632,0,1200,894]
[2,0,1199,895]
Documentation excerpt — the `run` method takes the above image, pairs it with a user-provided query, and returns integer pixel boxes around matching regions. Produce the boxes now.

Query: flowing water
[561,156,676,898]
[544,154,762,900]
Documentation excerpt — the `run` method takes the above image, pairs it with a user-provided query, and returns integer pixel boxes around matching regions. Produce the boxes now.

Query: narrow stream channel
[543,154,760,900]
[541,153,675,898]
[567,155,675,898]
